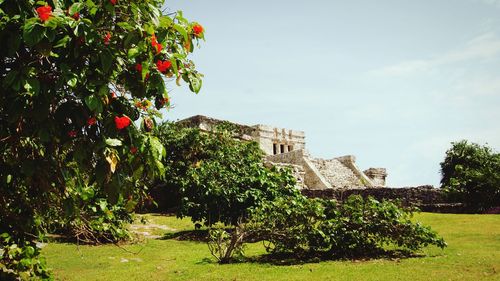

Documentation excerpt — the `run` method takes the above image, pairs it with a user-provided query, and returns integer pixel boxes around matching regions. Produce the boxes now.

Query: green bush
[440,140,500,212]
[153,122,299,226]
[0,233,52,281]
[247,195,446,259]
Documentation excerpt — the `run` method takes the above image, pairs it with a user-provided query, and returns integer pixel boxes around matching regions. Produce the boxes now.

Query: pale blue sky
[163,0,500,187]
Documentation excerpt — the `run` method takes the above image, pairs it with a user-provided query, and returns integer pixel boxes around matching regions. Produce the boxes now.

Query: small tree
[440,140,500,212]
[153,122,299,226]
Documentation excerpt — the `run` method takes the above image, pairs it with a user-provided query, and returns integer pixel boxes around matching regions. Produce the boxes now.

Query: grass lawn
[43,213,500,281]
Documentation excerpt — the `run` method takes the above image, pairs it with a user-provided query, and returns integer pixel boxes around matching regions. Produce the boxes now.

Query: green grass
[42,213,500,281]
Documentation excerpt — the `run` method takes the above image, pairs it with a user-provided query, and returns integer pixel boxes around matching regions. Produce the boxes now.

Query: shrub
[0,233,51,280]
[440,140,500,212]
[247,195,446,259]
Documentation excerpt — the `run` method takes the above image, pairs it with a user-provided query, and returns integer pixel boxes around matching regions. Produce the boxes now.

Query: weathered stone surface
[267,149,332,189]
[251,124,306,156]
[363,168,387,186]
[310,157,362,188]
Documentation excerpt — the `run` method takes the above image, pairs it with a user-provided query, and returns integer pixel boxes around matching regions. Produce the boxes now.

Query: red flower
[135,63,142,72]
[156,60,171,73]
[154,43,163,54]
[72,12,80,20]
[103,32,111,45]
[193,24,204,37]
[87,117,97,126]
[68,130,77,138]
[36,5,52,22]
[114,116,131,130]
[162,97,169,106]
[110,0,118,5]
[130,146,138,154]
[110,92,117,99]
[151,34,163,54]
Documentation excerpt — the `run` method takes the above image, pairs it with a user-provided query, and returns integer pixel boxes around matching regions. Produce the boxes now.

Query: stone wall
[301,185,466,213]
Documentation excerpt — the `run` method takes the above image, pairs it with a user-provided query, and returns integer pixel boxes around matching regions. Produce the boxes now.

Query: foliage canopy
[0,0,203,278]
[440,140,500,212]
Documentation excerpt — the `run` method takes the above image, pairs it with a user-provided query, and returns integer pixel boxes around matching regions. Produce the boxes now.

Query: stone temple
[178,115,387,190]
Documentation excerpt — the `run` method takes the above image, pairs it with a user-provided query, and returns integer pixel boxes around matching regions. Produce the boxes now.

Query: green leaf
[99,200,108,211]
[67,77,77,87]
[26,78,40,95]
[3,70,18,88]
[127,47,139,59]
[105,138,123,147]
[173,23,188,42]
[54,35,71,48]
[149,137,165,159]
[69,3,84,15]
[23,19,44,47]
[117,22,133,31]
[84,95,103,113]
[188,72,202,94]
[159,16,173,28]
[100,50,113,73]
[170,58,178,76]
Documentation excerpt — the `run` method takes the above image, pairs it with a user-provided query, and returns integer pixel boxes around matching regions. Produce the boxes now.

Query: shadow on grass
[160,230,438,266]
[212,249,429,266]
[160,229,209,242]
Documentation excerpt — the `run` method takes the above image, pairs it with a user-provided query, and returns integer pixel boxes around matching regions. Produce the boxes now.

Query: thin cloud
[481,0,500,8]
[372,32,500,76]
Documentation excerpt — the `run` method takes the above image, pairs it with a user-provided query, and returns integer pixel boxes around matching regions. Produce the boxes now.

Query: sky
[162,0,500,187]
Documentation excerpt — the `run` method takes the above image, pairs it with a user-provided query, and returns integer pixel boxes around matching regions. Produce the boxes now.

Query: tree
[440,140,500,212]
[0,0,203,279]
[153,122,299,226]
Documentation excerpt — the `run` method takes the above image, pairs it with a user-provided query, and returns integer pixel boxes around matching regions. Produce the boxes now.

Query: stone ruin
[178,115,387,190]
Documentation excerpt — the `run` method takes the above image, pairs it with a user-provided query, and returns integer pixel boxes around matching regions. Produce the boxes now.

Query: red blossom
[114,116,131,130]
[154,43,163,54]
[151,34,163,54]
[162,97,169,106]
[103,32,111,45]
[72,12,80,20]
[135,63,142,72]
[87,117,97,126]
[110,92,117,99]
[130,146,138,154]
[156,60,171,73]
[36,5,52,22]
[193,24,204,37]
[110,0,118,5]
[68,130,77,138]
